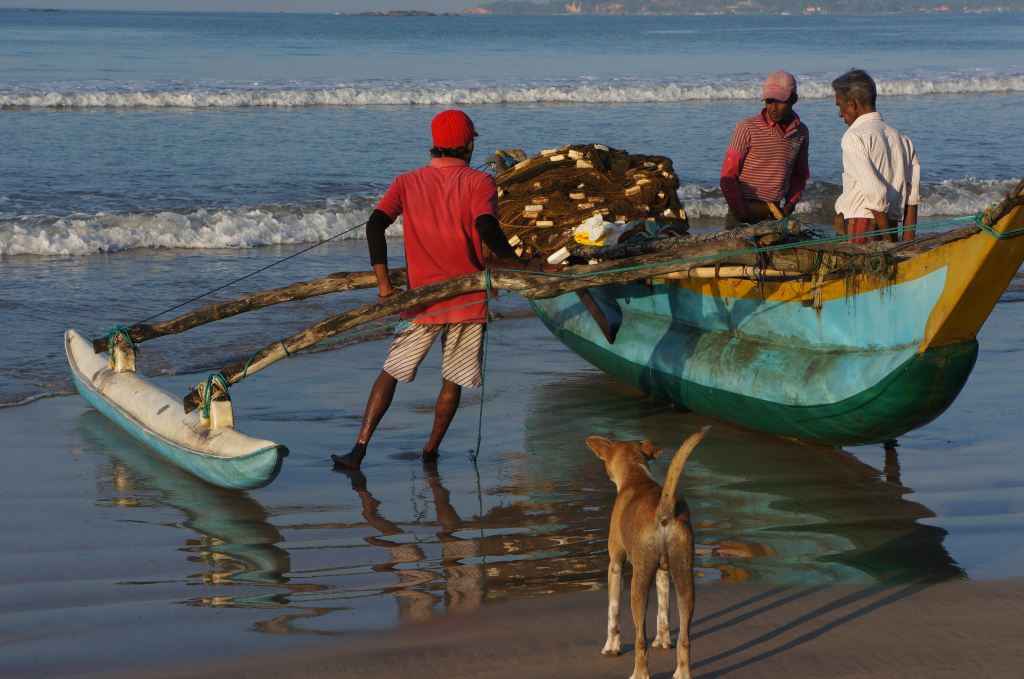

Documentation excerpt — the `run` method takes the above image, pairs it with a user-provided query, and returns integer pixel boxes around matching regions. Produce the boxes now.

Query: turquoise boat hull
[530,266,979,446]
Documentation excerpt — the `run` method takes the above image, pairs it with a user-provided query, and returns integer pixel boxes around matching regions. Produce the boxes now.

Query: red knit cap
[431,109,478,149]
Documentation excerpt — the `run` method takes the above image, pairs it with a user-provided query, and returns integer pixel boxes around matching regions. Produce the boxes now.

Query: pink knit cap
[761,71,797,101]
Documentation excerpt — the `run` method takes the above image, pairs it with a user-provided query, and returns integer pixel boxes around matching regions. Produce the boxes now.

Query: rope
[489,214,981,284]
[240,353,257,379]
[105,325,136,369]
[129,218,371,329]
[106,325,135,350]
[200,372,231,420]
[471,270,492,463]
[974,212,1024,240]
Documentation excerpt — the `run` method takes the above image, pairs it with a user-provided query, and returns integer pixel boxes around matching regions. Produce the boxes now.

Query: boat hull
[530,256,983,446]
[529,182,1024,447]
[65,330,286,490]
[535,298,977,445]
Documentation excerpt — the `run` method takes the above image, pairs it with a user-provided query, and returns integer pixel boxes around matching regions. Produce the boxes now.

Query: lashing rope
[105,326,136,369]
[200,372,231,420]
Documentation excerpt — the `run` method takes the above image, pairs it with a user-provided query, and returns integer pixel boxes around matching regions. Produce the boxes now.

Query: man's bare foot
[422,448,439,464]
[332,442,367,470]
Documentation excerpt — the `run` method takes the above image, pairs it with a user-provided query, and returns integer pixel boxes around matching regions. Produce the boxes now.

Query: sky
[0,1,475,12]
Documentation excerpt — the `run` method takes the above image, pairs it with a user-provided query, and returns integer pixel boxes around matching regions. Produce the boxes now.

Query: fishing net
[493,143,689,259]
[490,143,905,286]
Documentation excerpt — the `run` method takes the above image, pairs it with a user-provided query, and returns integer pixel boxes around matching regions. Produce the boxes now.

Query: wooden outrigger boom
[177,236,832,412]
[92,269,408,354]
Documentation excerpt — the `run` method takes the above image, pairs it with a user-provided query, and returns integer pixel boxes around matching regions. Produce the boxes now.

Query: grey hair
[831,69,877,107]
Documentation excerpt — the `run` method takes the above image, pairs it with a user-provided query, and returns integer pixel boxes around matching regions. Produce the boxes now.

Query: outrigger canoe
[530,180,1024,446]
[65,329,287,490]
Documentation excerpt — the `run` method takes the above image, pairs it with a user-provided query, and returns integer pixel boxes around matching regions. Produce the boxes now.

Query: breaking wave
[0,196,400,256]
[681,178,1017,220]
[3,179,1013,256]
[3,74,1023,109]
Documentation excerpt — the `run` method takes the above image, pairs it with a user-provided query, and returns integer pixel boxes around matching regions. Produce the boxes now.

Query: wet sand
[122,578,1024,678]
[3,246,1023,678]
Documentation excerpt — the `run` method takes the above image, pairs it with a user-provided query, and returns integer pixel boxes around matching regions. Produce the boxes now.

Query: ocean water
[1,9,1024,675]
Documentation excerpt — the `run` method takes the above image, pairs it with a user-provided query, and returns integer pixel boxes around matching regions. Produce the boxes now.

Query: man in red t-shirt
[333,110,533,471]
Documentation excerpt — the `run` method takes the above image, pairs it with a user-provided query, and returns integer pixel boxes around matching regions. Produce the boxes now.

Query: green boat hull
[544,317,977,445]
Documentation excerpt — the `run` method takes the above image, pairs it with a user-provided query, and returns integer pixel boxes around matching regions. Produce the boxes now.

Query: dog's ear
[638,440,664,460]
[586,435,612,460]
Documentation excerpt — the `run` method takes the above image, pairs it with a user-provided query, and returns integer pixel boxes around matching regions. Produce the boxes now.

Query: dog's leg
[629,559,656,679]
[652,567,672,649]
[669,533,695,679]
[602,545,624,656]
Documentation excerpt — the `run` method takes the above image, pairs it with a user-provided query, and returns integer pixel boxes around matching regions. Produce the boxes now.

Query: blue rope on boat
[105,326,136,369]
[200,372,231,420]
[974,212,1024,240]
[106,326,136,350]
[241,353,257,379]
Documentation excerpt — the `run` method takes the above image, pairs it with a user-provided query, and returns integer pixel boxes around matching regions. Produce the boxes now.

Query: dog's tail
[656,426,710,527]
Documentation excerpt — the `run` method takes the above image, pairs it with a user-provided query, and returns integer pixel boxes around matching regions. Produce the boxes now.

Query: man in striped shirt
[720,71,810,228]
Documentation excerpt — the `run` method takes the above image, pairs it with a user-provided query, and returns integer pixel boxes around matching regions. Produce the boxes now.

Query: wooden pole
[92,269,407,353]
[181,237,786,413]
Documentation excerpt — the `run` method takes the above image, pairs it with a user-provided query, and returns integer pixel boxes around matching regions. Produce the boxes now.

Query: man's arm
[784,135,810,216]
[475,214,546,270]
[903,137,920,242]
[720,122,752,221]
[477,214,561,272]
[902,204,918,242]
[869,208,892,241]
[720,148,750,221]
[366,209,399,297]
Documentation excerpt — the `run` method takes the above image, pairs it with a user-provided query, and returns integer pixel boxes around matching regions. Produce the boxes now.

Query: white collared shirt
[835,112,921,220]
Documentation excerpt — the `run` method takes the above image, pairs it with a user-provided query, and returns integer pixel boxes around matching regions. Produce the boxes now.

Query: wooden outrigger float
[66,179,1024,488]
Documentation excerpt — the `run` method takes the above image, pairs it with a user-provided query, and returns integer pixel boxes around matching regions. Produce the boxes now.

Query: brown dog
[587,426,709,679]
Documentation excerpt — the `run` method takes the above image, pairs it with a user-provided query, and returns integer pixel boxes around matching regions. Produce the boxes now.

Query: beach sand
[120,578,1024,678]
[3,245,1023,678]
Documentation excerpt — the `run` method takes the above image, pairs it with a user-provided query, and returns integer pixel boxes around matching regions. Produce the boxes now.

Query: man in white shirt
[832,69,920,244]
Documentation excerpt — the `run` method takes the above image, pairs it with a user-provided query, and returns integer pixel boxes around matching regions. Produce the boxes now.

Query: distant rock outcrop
[467,0,1024,15]
[358,10,458,16]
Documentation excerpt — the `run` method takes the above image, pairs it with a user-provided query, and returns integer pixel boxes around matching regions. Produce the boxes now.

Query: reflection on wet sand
[77,412,307,610]
[518,375,964,585]
[339,465,486,621]
[76,367,963,638]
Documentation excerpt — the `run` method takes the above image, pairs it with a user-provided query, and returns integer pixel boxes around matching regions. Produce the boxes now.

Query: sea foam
[2,179,1013,256]
[0,198,401,256]
[2,74,1023,108]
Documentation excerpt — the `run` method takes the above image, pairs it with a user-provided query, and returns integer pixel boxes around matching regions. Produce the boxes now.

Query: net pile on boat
[494,144,689,260]
[491,143,903,286]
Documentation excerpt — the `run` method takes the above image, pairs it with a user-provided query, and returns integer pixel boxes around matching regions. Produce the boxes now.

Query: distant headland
[464,1,1023,14]
[357,10,460,16]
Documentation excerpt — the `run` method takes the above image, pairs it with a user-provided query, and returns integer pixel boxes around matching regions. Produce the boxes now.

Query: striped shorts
[383,322,485,388]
